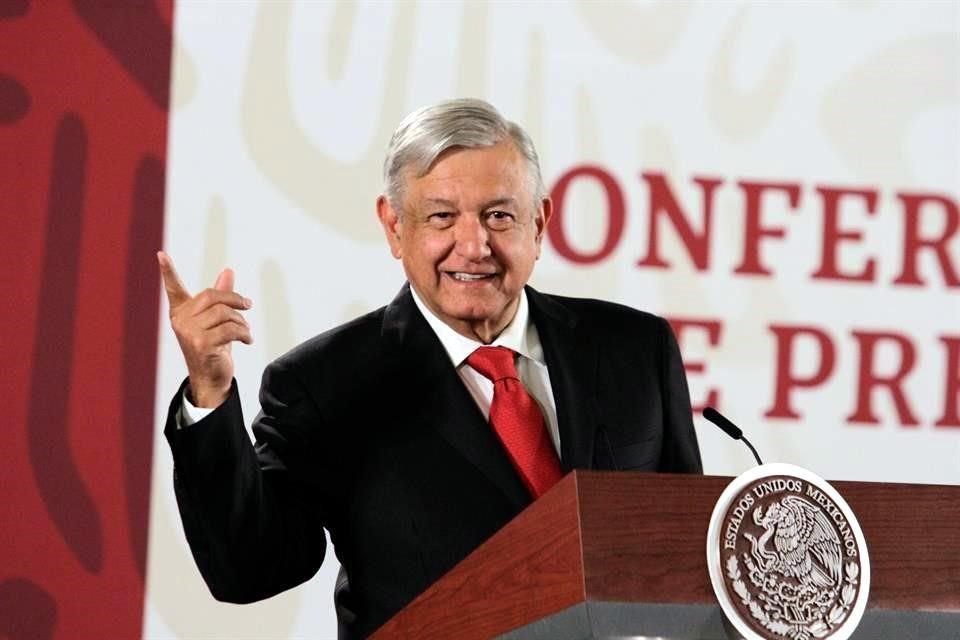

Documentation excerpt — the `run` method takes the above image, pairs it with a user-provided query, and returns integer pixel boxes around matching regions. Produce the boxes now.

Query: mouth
[445,271,497,283]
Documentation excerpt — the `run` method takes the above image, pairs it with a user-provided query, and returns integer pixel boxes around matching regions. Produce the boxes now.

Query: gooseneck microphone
[702,407,764,466]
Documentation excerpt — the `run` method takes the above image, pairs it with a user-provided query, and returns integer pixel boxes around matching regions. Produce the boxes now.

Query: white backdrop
[146,1,959,637]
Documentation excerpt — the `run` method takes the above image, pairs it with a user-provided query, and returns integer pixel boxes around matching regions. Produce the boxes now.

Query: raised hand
[157,251,253,408]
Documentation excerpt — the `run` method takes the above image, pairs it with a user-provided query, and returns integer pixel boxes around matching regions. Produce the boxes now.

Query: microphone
[702,406,763,466]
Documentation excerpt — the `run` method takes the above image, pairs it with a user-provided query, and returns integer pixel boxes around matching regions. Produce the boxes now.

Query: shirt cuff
[177,389,216,428]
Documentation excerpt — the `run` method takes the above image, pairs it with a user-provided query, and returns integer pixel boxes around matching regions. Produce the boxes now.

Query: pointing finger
[157,251,191,307]
[214,267,235,292]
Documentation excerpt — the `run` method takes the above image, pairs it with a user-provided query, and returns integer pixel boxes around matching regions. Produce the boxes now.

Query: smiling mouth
[447,272,496,282]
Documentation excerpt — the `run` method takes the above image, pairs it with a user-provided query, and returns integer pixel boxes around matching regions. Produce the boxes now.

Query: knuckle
[197,289,215,306]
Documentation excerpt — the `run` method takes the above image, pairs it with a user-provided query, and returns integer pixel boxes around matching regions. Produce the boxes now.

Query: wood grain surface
[372,472,586,639]
[373,471,960,638]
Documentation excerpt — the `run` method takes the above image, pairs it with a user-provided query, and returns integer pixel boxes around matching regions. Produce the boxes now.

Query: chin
[441,302,502,323]
[446,307,496,322]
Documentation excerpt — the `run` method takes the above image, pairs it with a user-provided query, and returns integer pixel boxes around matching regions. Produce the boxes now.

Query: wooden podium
[372,471,959,639]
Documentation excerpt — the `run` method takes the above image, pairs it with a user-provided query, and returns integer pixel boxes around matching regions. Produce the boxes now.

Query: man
[159,99,702,639]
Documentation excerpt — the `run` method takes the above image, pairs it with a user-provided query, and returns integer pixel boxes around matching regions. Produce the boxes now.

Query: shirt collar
[409,285,542,368]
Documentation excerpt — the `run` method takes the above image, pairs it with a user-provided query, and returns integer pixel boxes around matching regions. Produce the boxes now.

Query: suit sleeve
[657,316,703,473]
[163,360,328,603]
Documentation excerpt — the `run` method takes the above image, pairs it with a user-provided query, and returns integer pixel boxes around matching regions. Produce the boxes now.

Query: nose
[453,215,491,261]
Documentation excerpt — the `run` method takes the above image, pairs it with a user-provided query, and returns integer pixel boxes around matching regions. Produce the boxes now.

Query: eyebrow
[424,197,518,209]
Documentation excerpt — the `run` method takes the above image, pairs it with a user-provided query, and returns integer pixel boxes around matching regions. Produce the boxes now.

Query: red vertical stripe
[0,2,173,638]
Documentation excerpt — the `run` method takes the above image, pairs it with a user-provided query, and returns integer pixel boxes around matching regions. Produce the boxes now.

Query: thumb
[214,268,235,292]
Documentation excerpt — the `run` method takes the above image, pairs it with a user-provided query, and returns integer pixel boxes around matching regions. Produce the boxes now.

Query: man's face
[377,141,551,344]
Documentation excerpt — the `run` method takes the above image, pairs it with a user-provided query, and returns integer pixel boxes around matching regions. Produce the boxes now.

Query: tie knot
[467,346,518,382]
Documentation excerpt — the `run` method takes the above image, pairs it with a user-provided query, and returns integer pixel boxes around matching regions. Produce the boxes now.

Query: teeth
[451,272,490,281]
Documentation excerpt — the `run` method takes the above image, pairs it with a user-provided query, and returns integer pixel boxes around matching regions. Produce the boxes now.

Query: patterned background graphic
[149,2,958,637]
[1,1,171,639]
[1,2,957,639]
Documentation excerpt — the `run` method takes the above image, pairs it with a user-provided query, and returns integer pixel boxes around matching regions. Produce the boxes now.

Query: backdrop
[149,2,959,637]
[2,2,957,639]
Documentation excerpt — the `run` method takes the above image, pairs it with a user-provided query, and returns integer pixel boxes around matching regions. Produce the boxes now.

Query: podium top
[374,471,960,639]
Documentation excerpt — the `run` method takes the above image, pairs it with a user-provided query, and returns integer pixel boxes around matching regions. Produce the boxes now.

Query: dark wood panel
[374,471,960,638]
[579,472,725,603]
[835,480,960,611]
[577,472,960,612]
[371,473,586,639]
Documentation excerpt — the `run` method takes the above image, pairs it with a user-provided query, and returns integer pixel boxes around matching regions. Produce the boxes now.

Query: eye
[485,210,516,230]
[427,212,455,228]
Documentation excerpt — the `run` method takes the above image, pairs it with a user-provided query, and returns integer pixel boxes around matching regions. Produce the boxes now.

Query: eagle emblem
[746,495,843,591]
[707,465,870,640]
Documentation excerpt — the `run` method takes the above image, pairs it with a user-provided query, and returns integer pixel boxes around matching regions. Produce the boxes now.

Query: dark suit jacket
[164,284,701,638]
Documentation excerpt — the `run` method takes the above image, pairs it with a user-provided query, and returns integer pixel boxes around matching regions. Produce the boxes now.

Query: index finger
[157,251,191,307]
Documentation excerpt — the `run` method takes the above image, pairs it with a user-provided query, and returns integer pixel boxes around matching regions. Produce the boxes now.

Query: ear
[377,194,403,259]
[534,196,552,258]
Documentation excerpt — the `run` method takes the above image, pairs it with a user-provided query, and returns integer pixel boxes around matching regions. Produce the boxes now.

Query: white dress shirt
[181,288,561,459]
[409,287,561,459]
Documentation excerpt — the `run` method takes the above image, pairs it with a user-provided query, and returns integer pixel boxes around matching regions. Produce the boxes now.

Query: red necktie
[467,346,563,498]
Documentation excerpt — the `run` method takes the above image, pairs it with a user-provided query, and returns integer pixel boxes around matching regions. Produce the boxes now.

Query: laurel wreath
[726,554,859,639]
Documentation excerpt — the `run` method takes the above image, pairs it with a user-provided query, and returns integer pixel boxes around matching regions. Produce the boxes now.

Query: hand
[157,251,253,408]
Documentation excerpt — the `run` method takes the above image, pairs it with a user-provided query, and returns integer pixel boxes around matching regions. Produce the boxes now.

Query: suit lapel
[381,285,530,510]
[526,287,600,472]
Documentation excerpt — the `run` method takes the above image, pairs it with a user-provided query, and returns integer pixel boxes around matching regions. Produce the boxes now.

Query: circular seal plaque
[707,464,870,640]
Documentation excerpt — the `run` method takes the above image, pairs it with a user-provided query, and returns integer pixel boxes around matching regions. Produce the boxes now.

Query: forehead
[406,141,531,202]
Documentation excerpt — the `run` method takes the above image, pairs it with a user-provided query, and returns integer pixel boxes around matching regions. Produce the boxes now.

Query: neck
[447,296,519,344]
[454,317,510,345]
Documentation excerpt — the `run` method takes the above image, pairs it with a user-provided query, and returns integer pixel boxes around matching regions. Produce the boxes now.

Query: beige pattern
[707,6,793,141]
[148,3,960,638]
[822,34,959,185]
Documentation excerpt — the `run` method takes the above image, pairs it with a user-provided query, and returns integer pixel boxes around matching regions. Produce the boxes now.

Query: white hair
[383,98,545,211]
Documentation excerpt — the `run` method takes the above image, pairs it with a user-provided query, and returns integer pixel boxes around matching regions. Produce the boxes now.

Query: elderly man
[159,99,701,639]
